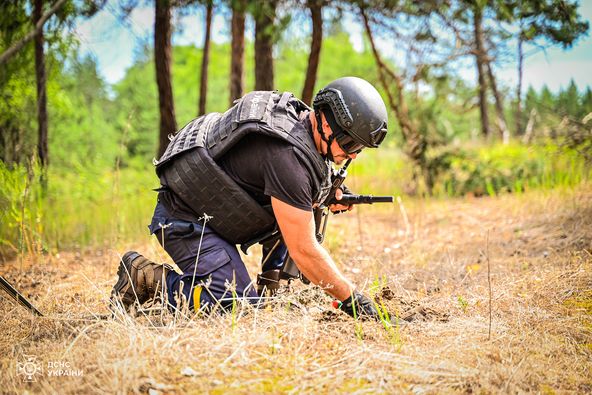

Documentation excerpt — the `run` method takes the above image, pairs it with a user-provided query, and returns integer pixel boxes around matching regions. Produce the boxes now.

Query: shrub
[428,142,589,197]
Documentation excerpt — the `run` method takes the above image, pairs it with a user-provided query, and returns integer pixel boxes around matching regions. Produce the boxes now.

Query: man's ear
[320,112,332,137]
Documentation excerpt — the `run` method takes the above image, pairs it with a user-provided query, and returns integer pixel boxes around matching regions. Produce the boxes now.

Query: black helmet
[313,77,388,153]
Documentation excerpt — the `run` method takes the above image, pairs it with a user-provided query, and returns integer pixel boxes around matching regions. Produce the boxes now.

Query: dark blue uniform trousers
[149,201,258,311]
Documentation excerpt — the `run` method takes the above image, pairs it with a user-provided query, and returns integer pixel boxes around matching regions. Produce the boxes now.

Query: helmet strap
[315,111,335,162]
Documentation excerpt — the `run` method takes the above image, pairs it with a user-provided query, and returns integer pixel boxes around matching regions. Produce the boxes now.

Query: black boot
[110,251,169,310]
[257,269,281,297]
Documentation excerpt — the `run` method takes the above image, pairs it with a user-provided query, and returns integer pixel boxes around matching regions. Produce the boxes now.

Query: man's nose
[349,152,358,159]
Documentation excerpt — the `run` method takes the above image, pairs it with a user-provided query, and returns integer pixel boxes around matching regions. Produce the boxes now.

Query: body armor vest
[154,91,332,244]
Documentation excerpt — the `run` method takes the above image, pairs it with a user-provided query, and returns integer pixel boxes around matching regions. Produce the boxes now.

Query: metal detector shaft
[0,275,43,316]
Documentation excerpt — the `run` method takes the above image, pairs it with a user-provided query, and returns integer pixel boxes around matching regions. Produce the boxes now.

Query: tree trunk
[515,35,524,135]
[473,7,490,138]
[34,0,48,172]
[522,108,537,144]
[155,0,177,157]
[301,0,323,105]
[485,60,510,144]
[230,0,246,105]
[0,122,23,165]
[254,0,277,91]
[198,1,213,116]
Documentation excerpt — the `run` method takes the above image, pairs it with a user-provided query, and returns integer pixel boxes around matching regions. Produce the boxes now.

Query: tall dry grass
[1,184,591,393]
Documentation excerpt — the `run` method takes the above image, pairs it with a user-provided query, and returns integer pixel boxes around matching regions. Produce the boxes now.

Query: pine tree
[539,85,555,112]
[524,86,538,113]
[581,87,592,119]
[556,79,580,118]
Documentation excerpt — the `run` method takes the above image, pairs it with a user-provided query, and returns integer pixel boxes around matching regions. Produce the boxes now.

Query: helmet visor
[338,121,388,152]
[336,133,365,154]
[369,122,388,147]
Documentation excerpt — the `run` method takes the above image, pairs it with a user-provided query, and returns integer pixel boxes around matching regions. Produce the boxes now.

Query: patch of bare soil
[1,186,591,394]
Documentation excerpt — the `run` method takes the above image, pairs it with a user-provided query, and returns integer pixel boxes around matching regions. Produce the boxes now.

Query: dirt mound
[377,286,449,322]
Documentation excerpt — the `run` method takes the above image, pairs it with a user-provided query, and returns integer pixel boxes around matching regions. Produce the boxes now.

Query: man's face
[330,138,358,165]
[317,112,361,164]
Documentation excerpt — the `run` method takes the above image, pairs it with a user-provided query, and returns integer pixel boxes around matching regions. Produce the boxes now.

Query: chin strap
[314,111,335,162]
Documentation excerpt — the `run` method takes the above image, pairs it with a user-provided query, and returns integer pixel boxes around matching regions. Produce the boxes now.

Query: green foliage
[0,1,37,164]
[521,81,592,155]
[0,0,97,164]
[0,160,157,258]
[428,141,590,197]
[347,147,409,196]
[316,137,590,201]
[51,55,120,168]
[0,160,39,257]
[112,53,159,160]
[110,32,387,160]
[514,0,589,48]
[583,88,592,113]
[1,5,591,256]
[559,114,592,164]
[409,75,482,147]
[0,139,589,256]
[457,295,468,313]
[0,66,37,163]
[556,79,581,118]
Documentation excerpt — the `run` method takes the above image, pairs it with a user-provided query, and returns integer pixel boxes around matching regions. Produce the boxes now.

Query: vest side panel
[160,148,276,244]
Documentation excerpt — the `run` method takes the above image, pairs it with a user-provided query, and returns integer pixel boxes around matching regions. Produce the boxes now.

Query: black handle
[329,194,394,205]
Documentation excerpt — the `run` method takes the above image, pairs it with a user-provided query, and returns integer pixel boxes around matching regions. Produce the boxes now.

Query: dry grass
[1,185,591,394]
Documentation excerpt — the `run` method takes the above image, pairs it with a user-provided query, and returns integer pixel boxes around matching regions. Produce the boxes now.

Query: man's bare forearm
[290,242,355,301]
[271,197,356,301]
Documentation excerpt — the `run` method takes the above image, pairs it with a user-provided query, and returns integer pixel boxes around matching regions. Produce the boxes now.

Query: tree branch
[0,0,68,66]
[360,7,424,164]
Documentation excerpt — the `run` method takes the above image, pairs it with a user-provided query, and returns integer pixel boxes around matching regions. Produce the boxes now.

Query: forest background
[1,0,591,259]
[1,1,592,393]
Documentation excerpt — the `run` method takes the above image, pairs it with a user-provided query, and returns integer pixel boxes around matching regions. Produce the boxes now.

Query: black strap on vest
[315,111,335,162]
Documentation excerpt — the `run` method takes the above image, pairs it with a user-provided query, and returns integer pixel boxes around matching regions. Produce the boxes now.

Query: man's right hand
[339,291,380,321]
[271,196,356,301]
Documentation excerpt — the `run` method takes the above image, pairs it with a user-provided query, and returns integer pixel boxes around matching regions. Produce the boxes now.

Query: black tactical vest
[154,91,332,244]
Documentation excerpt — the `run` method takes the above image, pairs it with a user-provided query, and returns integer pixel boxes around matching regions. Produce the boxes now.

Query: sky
[73,2,592,93]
